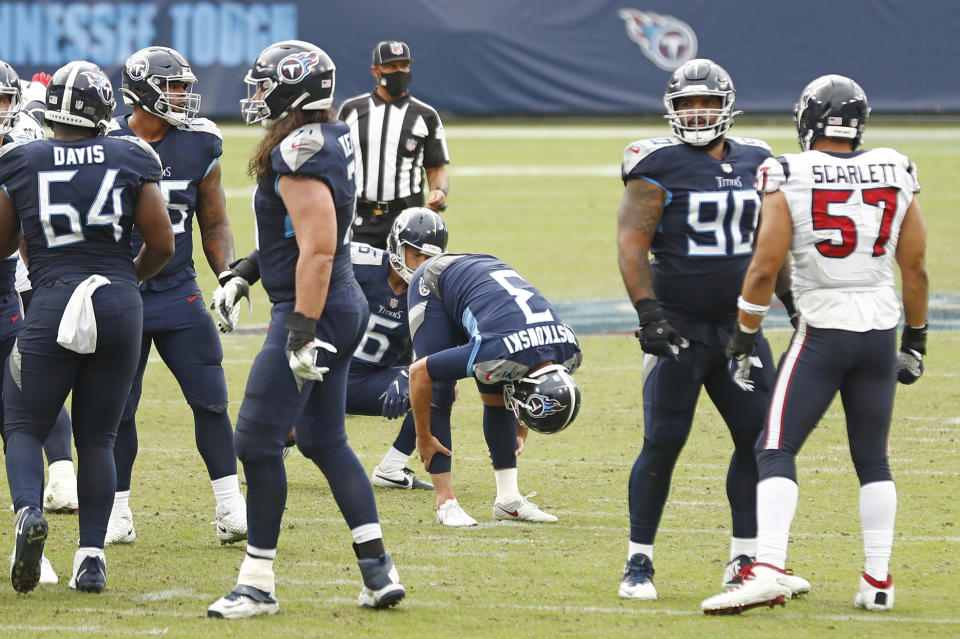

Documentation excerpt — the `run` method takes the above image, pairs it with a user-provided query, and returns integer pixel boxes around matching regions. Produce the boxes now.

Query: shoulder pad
[0,139,25,162]
[179,117,222,139]
[116,135,163,171]
[622,137,681,175]
[278,124,325,173]
[727,136,773,153]
[105,119,123,134]
[350,242,385,266]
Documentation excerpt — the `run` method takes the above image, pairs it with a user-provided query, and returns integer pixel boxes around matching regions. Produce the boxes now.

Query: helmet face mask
[663,59,740,146]
[239,40,336,127]
[503,364,580,435]
[386,207,448,282]
[0,62,22,137]
[45,61,115,136]
[794,74,870,151]
[121,47,201,126]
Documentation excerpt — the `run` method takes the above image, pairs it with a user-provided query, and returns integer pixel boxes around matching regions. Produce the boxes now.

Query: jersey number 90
[686,190,760,257]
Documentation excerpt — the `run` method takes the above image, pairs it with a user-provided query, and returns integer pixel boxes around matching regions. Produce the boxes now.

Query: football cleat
[492,493,557,523]
[43,461,79,514]
[701,563,793,614]
[723,555,810,596]
[214,502,248,545]
[104,506,136,545]
[357,553,405,609]
[208,584,279,618]
[372,465,434,490]
[619,553,657,600]
[39,555,58,585]
[855,572,894,611]
[436,499,477,527]
[10,506,48,593]
[723,554,754,590]
[69,554,106,593]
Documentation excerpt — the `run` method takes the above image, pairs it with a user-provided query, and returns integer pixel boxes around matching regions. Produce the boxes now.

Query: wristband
[737,295,770,317]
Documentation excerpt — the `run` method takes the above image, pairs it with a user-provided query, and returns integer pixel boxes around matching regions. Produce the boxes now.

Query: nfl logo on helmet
[278,51,321,84]
[618,9,698,71]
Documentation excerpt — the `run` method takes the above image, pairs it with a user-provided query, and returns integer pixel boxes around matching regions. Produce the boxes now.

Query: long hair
[248,108,336,179]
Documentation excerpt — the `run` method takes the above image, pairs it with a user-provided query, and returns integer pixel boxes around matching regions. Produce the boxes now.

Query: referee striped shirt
[337,91,449,203]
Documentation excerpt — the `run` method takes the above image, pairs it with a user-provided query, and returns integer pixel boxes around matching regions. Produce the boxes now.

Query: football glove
[897,324,927,385]
[284,312,337,391]
[725,323,760,392]
[779,290,801,330]
[211,274,249,333]
[380,369,410,419]
[634,298,685,361]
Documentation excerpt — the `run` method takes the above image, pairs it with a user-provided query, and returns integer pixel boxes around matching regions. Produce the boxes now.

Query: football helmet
[44,61,115,135]
[121,46,200,126]
[240,40,335,126]
[795,74,870,151]
[386,207,448,283]
[0,61,22,136]
[663,58,740,146]
[503,364,580,434]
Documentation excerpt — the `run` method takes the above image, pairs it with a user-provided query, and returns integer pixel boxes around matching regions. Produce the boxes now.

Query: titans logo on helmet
[81,71,113,103]
[526,394,564,418]
[125,57,149,81]
[278,51,322,84]
[618,9,698,71]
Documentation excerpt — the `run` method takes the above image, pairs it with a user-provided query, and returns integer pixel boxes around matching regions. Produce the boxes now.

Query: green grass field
[0,122,957,637]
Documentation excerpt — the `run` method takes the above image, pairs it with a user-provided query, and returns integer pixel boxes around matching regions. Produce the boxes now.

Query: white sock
[113,490,130,512]
[211,474,243,510]
[860,480,897,582]
[238,546,276,594]
[48,460,76,483]
[730,537,757,561]
[351,523,383,545]
[494,468,521,503]
[378,447,410,476]
[628,542,653,562]
[755,477,798,569]
[73,547,105,578]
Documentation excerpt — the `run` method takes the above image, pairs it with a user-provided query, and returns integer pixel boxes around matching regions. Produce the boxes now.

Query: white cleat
[208,584,279,618]
[723,555,811,596]
[855,573,894,611]
[619,553,657,600]
[372,465,433,490]
[214,502,248,545]
[701,563,793,615]
[492,493,557,523]
[104,506,136,545]
[357,553,405,609]
[43,461,79,514]
[436,499,477,527]
[39,555,58,585]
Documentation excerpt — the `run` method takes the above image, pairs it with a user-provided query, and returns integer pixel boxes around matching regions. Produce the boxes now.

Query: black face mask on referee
[379,69,411,98]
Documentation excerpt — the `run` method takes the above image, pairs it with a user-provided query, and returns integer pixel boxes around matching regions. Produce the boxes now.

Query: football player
[407,253,582,526]
[0,60,173,593]
[207,40,404,619]
[349,207,447,490]
[616,59,800,600]
[102,46,247,546]
[702,75,927,614]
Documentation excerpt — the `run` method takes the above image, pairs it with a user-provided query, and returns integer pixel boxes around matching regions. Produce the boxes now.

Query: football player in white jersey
[701,75,928,615]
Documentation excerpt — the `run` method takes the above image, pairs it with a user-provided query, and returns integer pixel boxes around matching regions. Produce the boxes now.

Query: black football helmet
[795,74,870,151]
[121,46,200,126]
[0,61,22,136]
[45,61,115,135]
[386,207,449,282]
[663,58,740,146]
[240,40,335,126]
[504,365,580,434]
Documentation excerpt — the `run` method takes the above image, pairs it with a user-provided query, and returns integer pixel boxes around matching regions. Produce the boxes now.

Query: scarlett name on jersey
[53,144,105,166]
[812,161,898,185]
[501,323,578,355]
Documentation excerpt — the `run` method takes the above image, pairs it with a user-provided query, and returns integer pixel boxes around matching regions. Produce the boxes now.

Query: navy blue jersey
[622,136,772,329]
[254,121,357,304]
[0,137,162,288]
[0,256,14,294]
[107,116,223,291]
[350,242,410,371]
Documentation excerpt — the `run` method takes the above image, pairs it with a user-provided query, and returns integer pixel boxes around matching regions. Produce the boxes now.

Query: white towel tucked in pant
[57,275,111,354]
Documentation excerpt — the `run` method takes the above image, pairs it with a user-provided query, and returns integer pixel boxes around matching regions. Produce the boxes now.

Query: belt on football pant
[358,198,416,216]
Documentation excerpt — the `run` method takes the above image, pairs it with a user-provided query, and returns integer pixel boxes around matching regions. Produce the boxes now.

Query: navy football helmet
[795,74,870,151]
[241,40,335,126]
[664,58,740,146]
[0,61,22,136]
[504,365,580,434]
[386,207,448,282]
[45,61,115,135]
[121,46,200,126]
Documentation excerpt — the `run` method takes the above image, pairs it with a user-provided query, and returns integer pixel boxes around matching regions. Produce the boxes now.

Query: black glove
[779,290,801,330]
[725,324,760,392]
[633,299,685,361]
[897,324,927,385]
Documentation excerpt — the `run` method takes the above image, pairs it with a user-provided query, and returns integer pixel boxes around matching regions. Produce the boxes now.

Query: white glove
[287,338,337,391]
[211,274,250,333]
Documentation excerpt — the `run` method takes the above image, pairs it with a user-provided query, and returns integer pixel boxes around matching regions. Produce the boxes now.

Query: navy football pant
[114,280,235,492]
[629,334,775,544]
[346,364,416,455]
[4,283,142,547]
[235,293,376,550]
[757,325,896,485]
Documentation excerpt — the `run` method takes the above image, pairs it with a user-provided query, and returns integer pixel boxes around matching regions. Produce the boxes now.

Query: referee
[338,41,450,248]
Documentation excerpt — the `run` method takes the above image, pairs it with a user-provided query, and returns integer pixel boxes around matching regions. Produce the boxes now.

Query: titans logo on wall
[618,9,698,71]
[278,51,321,84]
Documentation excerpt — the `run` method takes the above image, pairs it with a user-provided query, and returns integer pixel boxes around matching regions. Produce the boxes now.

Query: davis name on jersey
[759,148,920,331]
[350,242,411,369]
[108,116,223,291]
[621,136,773,329]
